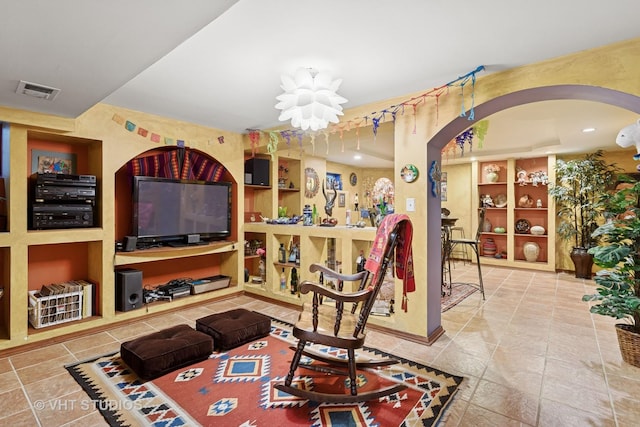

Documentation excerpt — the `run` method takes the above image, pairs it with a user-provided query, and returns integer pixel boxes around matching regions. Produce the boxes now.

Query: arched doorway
[425,84,640,328]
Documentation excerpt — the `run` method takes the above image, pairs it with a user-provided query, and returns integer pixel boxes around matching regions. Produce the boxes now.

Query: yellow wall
[2,37,640,346]
[393,37,640,340]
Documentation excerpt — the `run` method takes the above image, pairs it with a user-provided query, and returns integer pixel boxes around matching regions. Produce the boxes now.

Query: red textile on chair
[365,214,415,312]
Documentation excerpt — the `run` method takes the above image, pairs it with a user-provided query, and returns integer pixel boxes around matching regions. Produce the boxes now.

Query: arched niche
[114,146,236,241]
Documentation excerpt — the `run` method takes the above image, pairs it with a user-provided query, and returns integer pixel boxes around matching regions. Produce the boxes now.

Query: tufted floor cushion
[120,324,213,381]
[196,309,271,351]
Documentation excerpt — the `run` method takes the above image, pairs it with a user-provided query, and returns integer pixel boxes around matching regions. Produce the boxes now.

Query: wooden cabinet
[473,156,556,271]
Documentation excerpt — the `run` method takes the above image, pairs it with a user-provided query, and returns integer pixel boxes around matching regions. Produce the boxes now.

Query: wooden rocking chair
[275,214,413,403]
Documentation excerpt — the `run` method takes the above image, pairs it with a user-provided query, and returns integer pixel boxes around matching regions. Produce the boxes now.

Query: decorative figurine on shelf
[322,179,338,217]
[288,243,299,264]
[278,243,286,264]
[481,194,495,207]
[258,259,266,285]
[354,193,359,211]
[356,250,366,273]
[530,170,549,186]
[303,204,313,226]
[280,268,286,292]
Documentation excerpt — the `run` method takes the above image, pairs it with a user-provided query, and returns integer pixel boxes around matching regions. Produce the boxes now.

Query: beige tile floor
[1,264,640,426]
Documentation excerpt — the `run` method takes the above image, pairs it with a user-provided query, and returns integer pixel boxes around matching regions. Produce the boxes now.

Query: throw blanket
[365,214,415,311]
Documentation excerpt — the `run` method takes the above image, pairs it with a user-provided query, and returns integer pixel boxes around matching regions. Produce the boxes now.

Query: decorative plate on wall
[350,172,357,186]
[401,164,419,183]
[304,168,320,198]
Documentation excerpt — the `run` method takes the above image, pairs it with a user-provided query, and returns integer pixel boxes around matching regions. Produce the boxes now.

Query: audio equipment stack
[30,172,97,229]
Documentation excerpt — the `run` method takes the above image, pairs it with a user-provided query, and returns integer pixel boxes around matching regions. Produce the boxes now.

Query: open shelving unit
[472,156,556,271]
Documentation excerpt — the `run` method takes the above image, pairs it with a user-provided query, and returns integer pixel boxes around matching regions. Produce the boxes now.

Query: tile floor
[1,263,640,426]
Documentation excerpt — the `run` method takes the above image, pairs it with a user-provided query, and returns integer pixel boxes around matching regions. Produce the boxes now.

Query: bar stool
[448,226,471,265]
[447,208,486,300]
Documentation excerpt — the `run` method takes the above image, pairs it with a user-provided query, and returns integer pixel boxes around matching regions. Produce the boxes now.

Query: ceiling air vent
[16,80,61,101]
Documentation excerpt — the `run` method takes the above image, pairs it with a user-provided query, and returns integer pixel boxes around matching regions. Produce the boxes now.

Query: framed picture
[338,192,346,208]
[326,172,342,190]
[31,150,77,174]
[441,172,448,201]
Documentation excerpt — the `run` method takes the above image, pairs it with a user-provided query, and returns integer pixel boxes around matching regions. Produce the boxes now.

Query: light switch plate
[406,198,415,212]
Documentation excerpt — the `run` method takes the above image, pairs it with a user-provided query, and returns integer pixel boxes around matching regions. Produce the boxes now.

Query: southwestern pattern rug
[441,283,479,312]
[66,317,463,426]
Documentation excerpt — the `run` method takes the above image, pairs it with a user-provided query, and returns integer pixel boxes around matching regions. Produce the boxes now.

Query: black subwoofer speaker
[244,158,270,186]
[115,268,143,312]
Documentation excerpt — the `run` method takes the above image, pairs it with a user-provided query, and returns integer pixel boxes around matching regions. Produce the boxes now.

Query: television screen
[132,176,231,242]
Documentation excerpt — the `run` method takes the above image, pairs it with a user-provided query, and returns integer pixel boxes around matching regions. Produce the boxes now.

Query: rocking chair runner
[275,214,413,403]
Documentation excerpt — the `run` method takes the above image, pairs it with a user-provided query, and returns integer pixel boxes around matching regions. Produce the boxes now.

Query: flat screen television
[132,176,231,244]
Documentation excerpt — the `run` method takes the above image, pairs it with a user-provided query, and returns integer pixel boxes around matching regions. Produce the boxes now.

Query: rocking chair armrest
[299,281,372,303]
[308,264,368,283]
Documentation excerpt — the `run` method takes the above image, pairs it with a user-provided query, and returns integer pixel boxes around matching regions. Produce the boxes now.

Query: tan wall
[2,37,640,345]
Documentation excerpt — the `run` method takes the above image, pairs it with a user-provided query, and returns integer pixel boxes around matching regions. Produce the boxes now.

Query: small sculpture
[481,194,494,207]
[616,119,640,161]
[322,180,338,217]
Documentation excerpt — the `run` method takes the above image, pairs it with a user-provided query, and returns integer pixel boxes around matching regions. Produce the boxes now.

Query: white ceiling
[1,0,639,168]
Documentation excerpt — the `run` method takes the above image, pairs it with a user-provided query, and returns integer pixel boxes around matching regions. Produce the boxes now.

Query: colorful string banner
[441,120,490,160]
[247,65,485,156]
[111,113,226,148]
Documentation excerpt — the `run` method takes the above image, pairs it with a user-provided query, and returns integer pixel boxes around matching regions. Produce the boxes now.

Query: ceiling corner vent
[16,80,61,101]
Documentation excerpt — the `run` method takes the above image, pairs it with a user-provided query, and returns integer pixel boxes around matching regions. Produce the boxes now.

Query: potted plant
[584,178,640,367]
[548,150,619,278]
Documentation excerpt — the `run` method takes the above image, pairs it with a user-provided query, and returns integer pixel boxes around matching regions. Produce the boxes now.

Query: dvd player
[191,275,231,294]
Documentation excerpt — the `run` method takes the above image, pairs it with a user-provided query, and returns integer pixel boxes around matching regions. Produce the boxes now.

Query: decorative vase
[570,246,593,279]
[486,171,499,183]
[615,324,640,368]
[523,241,540,262]
[482,238,497,257]
[482,218,492,232]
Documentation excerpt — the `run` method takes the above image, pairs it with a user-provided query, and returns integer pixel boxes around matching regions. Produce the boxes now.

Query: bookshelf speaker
[244,158,270,186]
[115,268,143,312]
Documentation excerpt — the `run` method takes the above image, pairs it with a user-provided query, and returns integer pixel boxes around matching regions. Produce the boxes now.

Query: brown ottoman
[196,309,271,351]
[120,324,213,381]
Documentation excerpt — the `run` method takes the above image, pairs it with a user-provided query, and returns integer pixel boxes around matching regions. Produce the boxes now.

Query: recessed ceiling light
[354,154,362,160]
[582,127,596,133]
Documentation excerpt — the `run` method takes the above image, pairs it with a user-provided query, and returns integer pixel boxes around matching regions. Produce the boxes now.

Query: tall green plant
[548,150,619,248]
[585,179,640,333]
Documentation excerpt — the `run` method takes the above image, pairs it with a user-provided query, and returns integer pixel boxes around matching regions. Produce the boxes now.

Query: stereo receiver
[32,204,94,229]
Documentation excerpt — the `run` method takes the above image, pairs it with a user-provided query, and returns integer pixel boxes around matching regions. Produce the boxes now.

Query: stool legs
[470,242,486,300]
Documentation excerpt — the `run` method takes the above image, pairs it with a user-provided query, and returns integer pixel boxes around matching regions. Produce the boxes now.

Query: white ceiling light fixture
[275,68,347,131]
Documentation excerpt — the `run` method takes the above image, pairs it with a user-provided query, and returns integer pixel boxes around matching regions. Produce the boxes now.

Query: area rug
[441,283,479,312]
[66,317,463,426]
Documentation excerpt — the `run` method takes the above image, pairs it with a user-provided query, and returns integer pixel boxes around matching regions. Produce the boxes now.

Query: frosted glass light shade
[275,68,347,131]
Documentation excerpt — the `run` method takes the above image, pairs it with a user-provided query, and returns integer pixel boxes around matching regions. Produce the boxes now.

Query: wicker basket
[615,324,640,368]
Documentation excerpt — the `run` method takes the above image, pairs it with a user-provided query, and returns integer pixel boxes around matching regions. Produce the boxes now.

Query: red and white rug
[66,317,463,426]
